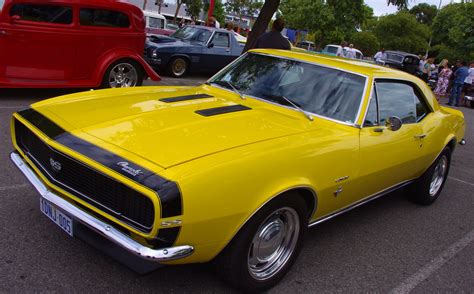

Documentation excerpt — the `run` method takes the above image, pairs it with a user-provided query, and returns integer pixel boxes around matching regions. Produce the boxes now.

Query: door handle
[414,134,427,139]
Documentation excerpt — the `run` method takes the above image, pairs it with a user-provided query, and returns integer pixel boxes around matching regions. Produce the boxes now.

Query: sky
[0,0,463,16]
[366,0,462,16]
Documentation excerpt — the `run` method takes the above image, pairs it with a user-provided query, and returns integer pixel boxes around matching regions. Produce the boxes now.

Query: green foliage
[431,2,474,62]
[351,31,379,56]
[409,3,438,25]
[225,0,263,19]
[185,0,203,21]
[387,0,409,10]
[204,0,226,24]
[374,11,430,54]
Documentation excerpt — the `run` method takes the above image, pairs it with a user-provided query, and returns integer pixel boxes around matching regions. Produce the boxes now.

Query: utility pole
[425,0,443,58]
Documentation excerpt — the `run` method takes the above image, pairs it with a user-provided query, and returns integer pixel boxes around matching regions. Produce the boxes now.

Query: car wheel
[102,60,143,88]
[168,57,188,78]
[410,147,451,205]
[214,193,308,292]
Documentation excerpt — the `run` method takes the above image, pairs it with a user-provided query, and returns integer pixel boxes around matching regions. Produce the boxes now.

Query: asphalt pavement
[0,76,473,293]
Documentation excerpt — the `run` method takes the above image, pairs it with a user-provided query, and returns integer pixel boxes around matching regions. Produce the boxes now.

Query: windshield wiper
[262,94,313,121]
[208,81,245,100]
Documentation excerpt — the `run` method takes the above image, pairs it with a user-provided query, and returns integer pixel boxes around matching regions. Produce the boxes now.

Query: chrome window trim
[308,179,415,227]
[206,52,369,128]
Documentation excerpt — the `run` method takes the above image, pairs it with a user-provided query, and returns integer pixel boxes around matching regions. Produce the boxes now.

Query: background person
[374,48,386,65]
[337,41,347,57]
[433,59,452,101]
[254,18,291,50]
[461,61,474,105]
[447,60,469,106]
[422,58,433,82]
[345,44,356,59]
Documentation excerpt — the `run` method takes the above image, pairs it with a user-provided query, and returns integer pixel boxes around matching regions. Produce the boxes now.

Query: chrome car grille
[14,119,155,232]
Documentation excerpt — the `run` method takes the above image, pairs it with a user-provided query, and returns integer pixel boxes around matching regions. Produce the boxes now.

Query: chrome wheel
[429,155,448,196]
[108,63,138,88]
[248,207,300,281]
[171,58,187,76]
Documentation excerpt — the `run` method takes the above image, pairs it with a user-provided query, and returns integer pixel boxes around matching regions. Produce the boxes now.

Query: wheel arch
[168,54,192,68]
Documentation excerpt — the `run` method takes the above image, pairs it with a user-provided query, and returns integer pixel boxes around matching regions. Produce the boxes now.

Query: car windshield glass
[171,26,211,43]
[325,46,338,54]
[209,53,366,124]
[385,53,404,62]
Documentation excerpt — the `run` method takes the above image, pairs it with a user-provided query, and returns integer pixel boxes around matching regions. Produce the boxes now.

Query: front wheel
[214,194,308,292]
[101,60,143,88]
[168,57,188,78]
[410,147,451,205]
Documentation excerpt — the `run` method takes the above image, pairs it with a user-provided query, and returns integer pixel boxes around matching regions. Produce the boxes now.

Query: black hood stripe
[17,108,182,219]
[160,93,213,103]
[196,104,251,116]
[18,108,66,139]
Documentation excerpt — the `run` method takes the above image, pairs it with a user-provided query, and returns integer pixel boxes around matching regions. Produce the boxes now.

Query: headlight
[152,50,158,58]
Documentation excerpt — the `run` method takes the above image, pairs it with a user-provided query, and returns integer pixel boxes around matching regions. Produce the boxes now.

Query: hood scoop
[195,105,251,117]
[160,93,214,103]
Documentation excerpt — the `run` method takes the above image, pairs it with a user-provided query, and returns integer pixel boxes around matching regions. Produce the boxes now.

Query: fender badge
[49,158,62,172]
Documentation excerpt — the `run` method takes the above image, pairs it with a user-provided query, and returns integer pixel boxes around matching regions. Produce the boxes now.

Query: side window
[415,90,430,122]
[364,93,378,126]
[80,9,130,28]
[212,32,230,47]
[375,82,417,124]
[149,17,163,29]
[10,4,72,24]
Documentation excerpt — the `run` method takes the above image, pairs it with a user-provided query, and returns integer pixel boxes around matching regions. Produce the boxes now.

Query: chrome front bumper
[10,152,194,262]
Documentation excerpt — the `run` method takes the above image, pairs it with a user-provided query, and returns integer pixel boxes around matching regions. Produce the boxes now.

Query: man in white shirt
[345,44,356,59]
[374,48,386,65]
[336,41,347,57]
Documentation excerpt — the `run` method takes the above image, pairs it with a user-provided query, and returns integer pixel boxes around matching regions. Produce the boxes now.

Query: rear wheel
[215,193,308,292]
[101,60,143,88]
[410,147,451,205]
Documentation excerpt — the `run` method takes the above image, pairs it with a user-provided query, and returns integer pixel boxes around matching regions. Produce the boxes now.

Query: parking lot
[1,76,473,293]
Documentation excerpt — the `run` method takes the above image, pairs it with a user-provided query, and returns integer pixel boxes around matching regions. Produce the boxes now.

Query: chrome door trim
[308,179,415,227]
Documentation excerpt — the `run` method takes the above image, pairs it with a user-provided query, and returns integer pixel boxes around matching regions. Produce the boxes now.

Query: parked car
[11,49,465,292]
[0,0,160,88]
[144,25,244,77]
[143,10,175,36]
[381,51,420,75]
[321,44,364,59]
[296,40,314,51]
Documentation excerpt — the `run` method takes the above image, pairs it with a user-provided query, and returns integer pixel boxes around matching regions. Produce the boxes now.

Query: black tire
[214,193,308,293]
[168,57,189,78]
[101,59,144,88]
[410,147,452,205]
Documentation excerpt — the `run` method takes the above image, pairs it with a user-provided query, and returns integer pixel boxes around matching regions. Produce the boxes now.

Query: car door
[1,3,76,81]
[203,31,232,71]
[357,80,428,198]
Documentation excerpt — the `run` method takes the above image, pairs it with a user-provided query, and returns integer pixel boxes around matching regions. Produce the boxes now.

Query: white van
[143,11,175,36]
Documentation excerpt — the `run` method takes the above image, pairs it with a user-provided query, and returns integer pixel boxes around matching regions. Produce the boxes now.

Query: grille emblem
[49,158,62,172]
[117,162,144,177]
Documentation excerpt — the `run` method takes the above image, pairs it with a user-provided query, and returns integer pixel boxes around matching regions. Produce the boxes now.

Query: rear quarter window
[80,8,130,28]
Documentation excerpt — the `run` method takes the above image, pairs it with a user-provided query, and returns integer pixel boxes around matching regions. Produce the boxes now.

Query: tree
[173,0,184,23]
[243,0,280,52]
[374,11,430,54]
[185,0,203,21]
[387,0,409,10]
[351,31,379,56]
[225,0,262,30]
[431,2,474,62]
[409,3,438,25]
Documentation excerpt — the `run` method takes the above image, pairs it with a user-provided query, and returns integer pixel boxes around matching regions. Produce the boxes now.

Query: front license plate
[40,198,73,237]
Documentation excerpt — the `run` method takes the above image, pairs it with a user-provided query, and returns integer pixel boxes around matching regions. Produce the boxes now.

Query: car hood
[147,38,200,49]
[34,86,309,169]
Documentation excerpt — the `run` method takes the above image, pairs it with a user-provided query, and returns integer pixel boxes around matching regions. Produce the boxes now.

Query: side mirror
[385,116,402,131]
[207,42,214,49]
[11,15,21,23]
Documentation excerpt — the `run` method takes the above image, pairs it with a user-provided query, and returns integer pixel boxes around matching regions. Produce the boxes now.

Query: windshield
[210,53,367,124]
[325,46,339,54]
[171,26,212,43]
[385,53,404,62]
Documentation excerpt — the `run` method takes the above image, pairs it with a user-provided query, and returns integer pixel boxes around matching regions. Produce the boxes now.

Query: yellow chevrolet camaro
[11,49,465,291]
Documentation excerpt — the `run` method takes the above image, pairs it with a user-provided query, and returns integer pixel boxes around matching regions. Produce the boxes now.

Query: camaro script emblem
[49,158,62,172]
[116,162,144,177]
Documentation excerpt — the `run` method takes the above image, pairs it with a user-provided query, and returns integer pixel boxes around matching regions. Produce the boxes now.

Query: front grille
[14,119,155,232]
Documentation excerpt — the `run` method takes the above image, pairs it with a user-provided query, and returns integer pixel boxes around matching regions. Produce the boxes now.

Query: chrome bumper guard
[11,152,194,262]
